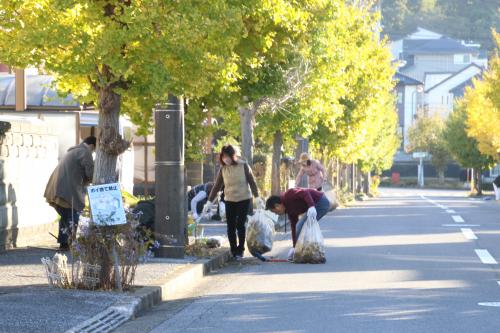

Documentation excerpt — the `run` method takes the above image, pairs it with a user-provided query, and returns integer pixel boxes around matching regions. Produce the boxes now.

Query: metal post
[15,68,26,112]
[418,157,425,188]
[154,95,186,258]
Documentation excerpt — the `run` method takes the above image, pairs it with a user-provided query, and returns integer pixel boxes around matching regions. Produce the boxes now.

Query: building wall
[425,73,452,89]
[402,55,471,82]
[425,65,482,117]
[391,40,403,60]
[403,85,418,148]
[425,86,454,117]
[0,120,59,250]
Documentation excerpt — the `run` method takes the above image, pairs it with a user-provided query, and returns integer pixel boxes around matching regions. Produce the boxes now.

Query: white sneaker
[287,248,295,261]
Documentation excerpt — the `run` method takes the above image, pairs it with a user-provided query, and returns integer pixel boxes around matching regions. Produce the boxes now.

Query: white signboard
[413,152,428,159]
[87,183,127,225]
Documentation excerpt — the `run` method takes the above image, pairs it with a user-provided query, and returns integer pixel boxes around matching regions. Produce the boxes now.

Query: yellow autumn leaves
[464,31,500,159]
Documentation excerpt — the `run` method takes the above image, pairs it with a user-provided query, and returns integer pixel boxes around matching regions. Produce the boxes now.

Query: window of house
[454,54,471,64]
[397,92,403,104]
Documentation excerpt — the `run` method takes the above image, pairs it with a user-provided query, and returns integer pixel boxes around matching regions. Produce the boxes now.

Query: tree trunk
[239,106,255,165]
[351,163,356,194]
[335,158,340,189]
[93,88,129,184]
[92,88,130,287]
[438,169,445,184]
[473,167,483,195]
[271,130,283,195]
[356,165,363,193]
[363,171,371,195]
[470,168,475,194]
[327,159,335,185]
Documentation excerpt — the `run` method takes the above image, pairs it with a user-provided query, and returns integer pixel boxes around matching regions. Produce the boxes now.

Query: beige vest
[222,162,252,202]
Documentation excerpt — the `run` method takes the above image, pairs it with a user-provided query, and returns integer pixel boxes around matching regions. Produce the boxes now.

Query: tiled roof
[403,38,479,55]
[425,64,482,93]
[394,72,423,86]
[450,75,481,97]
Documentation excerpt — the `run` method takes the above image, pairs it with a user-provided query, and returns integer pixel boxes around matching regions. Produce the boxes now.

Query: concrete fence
[0,119,59,251]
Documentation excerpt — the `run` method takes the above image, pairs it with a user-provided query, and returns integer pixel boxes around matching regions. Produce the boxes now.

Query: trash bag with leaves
[246,209,275,257]
[293,216,326,264]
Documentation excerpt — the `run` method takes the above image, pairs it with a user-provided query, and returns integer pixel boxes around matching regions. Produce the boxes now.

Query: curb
[66,250,232,333]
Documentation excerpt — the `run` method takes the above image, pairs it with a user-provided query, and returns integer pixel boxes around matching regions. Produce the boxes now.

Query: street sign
[87,183,127,225]
[412,152,428,158]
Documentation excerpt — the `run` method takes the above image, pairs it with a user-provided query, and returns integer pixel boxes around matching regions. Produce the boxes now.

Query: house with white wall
[389,27,489,180]
[0,73,137,249]
[390,28,487,152]
[424,63,482,117]
[394,72,423,150]
[390,27,443,60]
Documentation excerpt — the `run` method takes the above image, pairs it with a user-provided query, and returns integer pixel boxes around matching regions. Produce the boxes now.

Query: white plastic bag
[219,201,226,220]
[246,209,275,255]
[293,216,326,264]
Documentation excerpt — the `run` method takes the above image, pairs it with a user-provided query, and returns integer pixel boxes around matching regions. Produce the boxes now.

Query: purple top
[280,188,324,245]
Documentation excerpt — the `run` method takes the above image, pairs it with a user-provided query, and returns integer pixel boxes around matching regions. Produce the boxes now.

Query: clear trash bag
[246,209,275,256]
[219,201,226,220]
[293,216,326,264]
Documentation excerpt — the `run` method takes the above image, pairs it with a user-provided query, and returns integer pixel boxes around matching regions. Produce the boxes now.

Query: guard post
[154,95,186,258]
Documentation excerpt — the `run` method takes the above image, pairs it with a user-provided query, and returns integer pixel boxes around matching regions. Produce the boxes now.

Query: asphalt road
[115,188,500,333]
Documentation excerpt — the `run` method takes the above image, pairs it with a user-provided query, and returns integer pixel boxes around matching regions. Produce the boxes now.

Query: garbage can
[391,172,400,184]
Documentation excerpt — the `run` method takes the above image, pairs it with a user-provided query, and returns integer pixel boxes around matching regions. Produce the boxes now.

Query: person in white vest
[204,145,263,259]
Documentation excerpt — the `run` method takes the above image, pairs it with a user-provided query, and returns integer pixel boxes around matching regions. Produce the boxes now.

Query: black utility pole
[154,95,186,258]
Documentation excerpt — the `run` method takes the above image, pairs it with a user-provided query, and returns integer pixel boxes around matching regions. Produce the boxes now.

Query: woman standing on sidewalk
[295,153,326,191]
[204,145,262,259]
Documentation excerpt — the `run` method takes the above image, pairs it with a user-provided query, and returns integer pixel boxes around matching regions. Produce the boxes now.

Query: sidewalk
[0,220,229,333]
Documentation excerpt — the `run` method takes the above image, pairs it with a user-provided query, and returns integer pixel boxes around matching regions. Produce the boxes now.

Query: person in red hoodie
[266,188,330,260]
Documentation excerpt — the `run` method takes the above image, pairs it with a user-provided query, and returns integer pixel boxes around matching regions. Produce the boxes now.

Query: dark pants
[294,194,330,246]
[225,199,251,256]
[54,205,80,246]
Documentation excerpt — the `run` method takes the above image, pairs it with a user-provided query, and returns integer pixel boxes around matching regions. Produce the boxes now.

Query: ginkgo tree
[465,31,500,160]
[0,0,245,183]
[249,1,398,196]
[304,2,399,188]
[443,102,495,194]
[407,115,451,183]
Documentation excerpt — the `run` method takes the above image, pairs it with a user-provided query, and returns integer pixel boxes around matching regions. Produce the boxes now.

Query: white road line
[461,228,478,240]
[497,281,500,287]
[446,209,456,214]
[475,249,498,264]
[437,205,447,209]
[478,302,500,307]
[442,224,480,227]
[452,215,465,223]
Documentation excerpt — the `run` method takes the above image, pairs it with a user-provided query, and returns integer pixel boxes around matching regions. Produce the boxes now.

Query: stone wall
[0,120,59,250]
